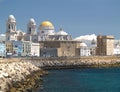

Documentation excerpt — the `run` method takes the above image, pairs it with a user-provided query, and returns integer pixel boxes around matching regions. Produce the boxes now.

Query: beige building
[40,41,80,57]
[6,41,13,53]
[96,35,114,56]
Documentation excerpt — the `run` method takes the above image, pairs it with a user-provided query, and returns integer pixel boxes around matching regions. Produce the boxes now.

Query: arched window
[29,28,31,34]
[8,24,10,29]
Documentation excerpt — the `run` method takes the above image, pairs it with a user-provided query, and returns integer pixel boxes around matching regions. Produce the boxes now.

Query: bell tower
[27,18,36,35]
[6,15,17,41]
[6,15,16,32]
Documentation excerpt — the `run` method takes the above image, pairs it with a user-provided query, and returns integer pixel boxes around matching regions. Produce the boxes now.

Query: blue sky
[0,0,120,39]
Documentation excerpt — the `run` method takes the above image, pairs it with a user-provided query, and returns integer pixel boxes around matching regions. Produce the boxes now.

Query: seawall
[1,56,120,91]
[23,56,120,68]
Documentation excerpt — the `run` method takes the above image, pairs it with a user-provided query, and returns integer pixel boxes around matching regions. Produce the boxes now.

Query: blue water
[38,68,120,92]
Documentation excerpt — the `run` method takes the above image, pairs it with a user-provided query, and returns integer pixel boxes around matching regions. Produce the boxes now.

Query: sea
[36,67,120,92]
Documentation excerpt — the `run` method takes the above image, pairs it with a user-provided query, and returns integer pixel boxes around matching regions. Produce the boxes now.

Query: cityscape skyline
[0,0,120,39]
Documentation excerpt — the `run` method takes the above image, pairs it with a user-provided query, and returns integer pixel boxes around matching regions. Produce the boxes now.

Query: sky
[0,0,120,39]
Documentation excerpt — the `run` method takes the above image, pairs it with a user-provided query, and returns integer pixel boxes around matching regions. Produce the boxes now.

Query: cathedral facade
[5,15,78,57]
[6,15,72,42]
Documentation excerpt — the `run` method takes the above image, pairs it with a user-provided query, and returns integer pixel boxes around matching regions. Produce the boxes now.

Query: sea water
[37,67,120,92]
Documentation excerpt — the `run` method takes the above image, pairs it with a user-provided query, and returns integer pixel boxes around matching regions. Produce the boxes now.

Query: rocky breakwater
[0,60,46,92]
[26,56,120,69]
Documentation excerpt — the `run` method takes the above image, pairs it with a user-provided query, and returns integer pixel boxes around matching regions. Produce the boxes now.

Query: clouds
[74,34,97,41]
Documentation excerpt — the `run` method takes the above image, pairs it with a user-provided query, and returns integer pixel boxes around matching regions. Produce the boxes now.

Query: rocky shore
[1,56,120,92]
[0,60,47,92]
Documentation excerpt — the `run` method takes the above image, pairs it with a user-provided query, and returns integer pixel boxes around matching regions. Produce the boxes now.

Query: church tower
[6,15,17,41]
[27,18,36,35]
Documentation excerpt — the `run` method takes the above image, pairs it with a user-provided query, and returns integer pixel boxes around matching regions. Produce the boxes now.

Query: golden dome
[40,21,54,27]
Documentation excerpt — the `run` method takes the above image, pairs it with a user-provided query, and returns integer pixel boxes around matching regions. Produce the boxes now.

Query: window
[15,45,18,47]
[29,28,31,33]
[8,37,10,40]
[8,24,10,29]
[41,31,44,33]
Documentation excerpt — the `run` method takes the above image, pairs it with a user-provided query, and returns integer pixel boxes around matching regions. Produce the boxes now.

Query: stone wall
[40,41,80,57]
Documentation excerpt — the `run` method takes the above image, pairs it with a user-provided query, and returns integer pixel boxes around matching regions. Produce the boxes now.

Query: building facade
[30,43,39,56]
[40,41,80,57]
[13,41,22,56]
[40,48,57,57]
[96,35,114,56]
[10,41,40,57]
[21,41,31,56]
[79,42,91,56]
[6,41,13,54]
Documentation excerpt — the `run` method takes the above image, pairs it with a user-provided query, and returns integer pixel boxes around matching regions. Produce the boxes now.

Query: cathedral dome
[40,21,53,27]
[39,21,54,30]
[56,28,68,35]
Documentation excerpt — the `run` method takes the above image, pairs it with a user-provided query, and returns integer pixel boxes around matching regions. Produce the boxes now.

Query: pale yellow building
[96,35,114,56]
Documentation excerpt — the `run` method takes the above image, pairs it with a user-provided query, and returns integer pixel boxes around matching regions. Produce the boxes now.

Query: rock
[0,60,45,92]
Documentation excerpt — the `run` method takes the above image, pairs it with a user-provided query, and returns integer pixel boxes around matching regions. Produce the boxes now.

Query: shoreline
[0,61,47,92]
[10,70,47,92]
[1,56,120,91]
[41,63,120,70]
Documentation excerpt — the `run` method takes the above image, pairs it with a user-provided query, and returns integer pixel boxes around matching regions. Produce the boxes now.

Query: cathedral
[6,15,72,42]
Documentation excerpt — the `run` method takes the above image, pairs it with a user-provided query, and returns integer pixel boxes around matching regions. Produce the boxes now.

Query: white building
[79,42,91,56]
[20,41,30,56]
[113,40,120,55]
[30,43,39,56]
